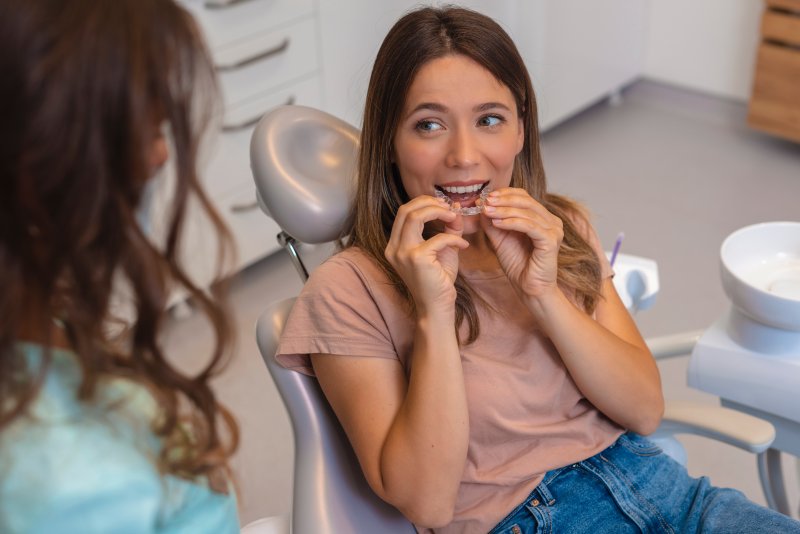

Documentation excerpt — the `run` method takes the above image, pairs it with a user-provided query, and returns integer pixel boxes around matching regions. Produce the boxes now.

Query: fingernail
[483,205,495,213]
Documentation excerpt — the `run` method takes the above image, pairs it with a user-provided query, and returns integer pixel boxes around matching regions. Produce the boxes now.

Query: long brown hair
[348,6,602,343]
[0,0,237,485]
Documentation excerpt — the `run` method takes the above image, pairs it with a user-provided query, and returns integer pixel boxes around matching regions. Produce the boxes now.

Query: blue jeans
[489,432,800,533]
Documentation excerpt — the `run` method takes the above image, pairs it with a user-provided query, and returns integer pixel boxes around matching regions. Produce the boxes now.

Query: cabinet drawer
[762,10,800,47]
[216,16,318,108]
[203,75,323,199]
[215,185,283,271]
[748,43,800,142]
[180,0,314,51]
[177,184,281,288]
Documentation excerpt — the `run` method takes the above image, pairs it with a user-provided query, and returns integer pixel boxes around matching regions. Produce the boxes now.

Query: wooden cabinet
[748,0,800,143]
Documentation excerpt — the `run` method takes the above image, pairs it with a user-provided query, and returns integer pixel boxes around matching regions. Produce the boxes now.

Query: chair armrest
[658,400,775,454]
[646,330,705,360]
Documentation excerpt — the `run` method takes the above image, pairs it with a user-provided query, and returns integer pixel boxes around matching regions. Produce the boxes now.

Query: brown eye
[415,120,443,133]
[478,114,504,128]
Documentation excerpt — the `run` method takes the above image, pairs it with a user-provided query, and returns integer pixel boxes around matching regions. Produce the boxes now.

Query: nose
[445,126,479,169]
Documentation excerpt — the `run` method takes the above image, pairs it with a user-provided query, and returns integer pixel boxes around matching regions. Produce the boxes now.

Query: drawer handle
[204,0,258,9]
[221,96,296,132]
[230,199,260,214]
[217,38,290,72]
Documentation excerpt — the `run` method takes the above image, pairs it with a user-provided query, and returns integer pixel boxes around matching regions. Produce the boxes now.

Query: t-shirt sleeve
[276,254,399,376]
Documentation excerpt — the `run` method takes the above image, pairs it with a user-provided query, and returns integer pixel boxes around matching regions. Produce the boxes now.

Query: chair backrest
[250,104,360,245]
[251,106,415,533]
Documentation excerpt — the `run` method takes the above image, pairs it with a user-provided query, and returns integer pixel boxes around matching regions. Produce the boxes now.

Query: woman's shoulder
[305,246,391,294]
[317,246,383,274]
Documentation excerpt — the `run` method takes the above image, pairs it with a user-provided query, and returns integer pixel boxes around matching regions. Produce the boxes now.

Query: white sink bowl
[720,221,800,331]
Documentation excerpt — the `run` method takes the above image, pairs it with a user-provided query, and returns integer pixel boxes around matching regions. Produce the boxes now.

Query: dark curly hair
[0,0,238,487]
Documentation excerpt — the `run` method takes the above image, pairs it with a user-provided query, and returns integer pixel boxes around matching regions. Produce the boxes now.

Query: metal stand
[278,231,309,282]
[757,449,792,516]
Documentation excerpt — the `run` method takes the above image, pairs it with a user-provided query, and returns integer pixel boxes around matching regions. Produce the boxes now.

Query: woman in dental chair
[276,7,800,534]
[0,0,240,532]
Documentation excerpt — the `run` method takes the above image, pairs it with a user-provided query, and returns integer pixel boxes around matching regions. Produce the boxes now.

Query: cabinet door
[515,0,647,131]
[317,0,412,125]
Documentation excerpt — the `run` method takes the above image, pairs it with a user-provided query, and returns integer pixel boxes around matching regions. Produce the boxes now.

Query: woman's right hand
[384,196,469,315]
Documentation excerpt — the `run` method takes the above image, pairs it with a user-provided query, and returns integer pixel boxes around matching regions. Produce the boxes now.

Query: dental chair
[248,105,780,534]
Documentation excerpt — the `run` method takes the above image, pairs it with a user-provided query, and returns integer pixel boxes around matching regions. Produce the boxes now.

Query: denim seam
[526,499,549,534]
[590,456,674,534]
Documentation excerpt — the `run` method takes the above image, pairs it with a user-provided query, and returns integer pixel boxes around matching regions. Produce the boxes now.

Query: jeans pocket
[618,432,663,457]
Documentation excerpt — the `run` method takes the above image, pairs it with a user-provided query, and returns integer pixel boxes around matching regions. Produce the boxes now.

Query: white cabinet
[169,0,322,292]
[509,0,647,131]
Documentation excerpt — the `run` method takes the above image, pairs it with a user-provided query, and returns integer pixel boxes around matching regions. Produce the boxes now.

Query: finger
[423,232,470,253]
[391,195,451,232]
[481,207,564,245]
[482,205,542,223]
[389,199,457,248]
[485,188,553,218]
[443,203,464,237]
[489,216,563,246]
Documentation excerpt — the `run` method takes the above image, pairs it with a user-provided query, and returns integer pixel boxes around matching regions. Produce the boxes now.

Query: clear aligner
[434,186,492,216]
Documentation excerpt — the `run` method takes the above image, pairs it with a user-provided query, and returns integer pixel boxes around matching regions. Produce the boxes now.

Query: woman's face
[393,54,524,234]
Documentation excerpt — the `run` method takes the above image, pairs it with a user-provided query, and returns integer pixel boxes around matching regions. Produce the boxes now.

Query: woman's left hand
[480,187,563,300]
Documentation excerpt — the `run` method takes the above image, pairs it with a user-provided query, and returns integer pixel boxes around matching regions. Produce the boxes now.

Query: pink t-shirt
[277,223,623,533]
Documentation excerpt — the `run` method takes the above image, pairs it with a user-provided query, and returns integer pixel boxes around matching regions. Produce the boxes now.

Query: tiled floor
[163,79,800,526]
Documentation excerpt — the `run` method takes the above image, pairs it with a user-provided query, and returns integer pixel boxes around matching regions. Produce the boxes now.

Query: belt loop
[534,477,557,507]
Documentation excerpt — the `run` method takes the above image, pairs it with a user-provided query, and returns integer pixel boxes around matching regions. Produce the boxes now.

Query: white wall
[318,0,647,130]
[316,0,520,127]
[643,0,763,102]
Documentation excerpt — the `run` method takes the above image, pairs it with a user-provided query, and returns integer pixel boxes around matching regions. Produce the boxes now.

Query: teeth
[434,186,493,216]
[440,183,485,194]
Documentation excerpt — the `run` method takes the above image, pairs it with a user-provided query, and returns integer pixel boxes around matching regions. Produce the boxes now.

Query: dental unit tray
[688,221,800,516]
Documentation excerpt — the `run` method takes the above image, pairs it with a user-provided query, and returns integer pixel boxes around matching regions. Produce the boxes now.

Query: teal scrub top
[0,343,240,533]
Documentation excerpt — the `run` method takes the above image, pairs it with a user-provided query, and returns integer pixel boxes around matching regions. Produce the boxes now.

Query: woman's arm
[524,278,664,435]
[481,188,663,434]
[312,309,468,527]
[311,196,471,528]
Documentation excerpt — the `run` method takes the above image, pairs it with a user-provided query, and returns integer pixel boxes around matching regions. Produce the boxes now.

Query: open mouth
[434,181,491,216]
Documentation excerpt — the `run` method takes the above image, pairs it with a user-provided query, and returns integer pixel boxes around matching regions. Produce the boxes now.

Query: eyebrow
[407,101,513,115]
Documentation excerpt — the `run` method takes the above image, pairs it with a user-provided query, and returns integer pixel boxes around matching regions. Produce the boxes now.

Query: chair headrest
[250,105,360,244]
